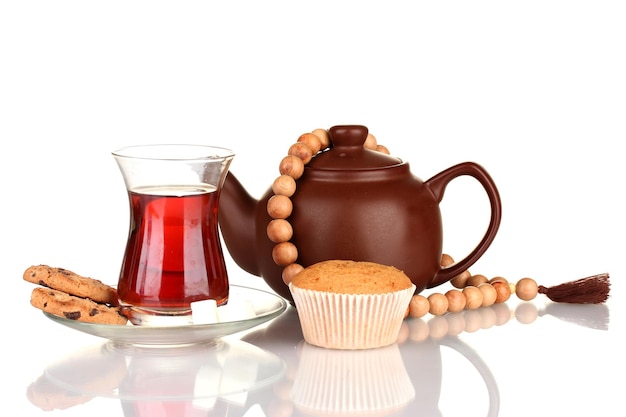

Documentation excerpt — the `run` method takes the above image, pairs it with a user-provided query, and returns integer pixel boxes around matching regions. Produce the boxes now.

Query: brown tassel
[538,273,610,304]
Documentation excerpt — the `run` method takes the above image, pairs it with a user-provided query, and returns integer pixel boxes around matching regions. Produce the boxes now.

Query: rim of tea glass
[112,144,235,161]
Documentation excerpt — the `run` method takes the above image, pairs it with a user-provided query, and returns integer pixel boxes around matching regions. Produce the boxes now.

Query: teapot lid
[307,125,403,170]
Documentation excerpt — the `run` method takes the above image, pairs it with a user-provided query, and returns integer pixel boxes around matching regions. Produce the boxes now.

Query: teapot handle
[425,162,502,288]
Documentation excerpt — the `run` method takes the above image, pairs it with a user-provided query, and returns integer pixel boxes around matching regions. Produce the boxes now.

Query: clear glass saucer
[43,285,288,347]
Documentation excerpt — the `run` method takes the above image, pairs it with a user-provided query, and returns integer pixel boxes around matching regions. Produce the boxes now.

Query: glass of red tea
[112,144,235,325]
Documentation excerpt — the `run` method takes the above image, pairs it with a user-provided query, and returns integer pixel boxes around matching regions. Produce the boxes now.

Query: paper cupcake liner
[289,284,416,350]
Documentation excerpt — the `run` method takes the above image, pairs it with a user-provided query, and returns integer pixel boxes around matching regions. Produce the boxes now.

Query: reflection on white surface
[402,300,610,344]
[292,343,415,415]
[25,301,611,417]
[538,302,610,331]
[28,339,285,416]
[245,307,505,417]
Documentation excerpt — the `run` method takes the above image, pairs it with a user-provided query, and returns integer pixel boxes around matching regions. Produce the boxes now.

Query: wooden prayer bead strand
[267,129,391,286]
[408,253,541,319]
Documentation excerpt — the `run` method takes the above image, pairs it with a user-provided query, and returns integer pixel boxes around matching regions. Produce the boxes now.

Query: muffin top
[291,260,413,295]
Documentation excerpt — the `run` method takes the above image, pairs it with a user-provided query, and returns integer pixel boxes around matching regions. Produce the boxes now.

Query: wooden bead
[440,253,454,267]
[451,270,471,289]
[282,263,304,285]
[409,294,430,318]
[311,128,330,149]
[462,286,483,309]
[272,242,298,266]
[279,155,305,179]
[297,133,323,154]
[478,283,498,307]
[288,142,314,164]
[466,274,488,287]
[515,277,538,301]
[492,281,511,303]
[489,276,508,285]
[267,195,293,219]
[509,282,516,296]
[364,133,378,150]
[375,145,390,154]
[445,289,466,313]
[267,219,293,243]
[428,293,449,316]
[272,175,296,197]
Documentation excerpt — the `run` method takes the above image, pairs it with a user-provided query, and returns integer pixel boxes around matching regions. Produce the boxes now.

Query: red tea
[117,185,229,311]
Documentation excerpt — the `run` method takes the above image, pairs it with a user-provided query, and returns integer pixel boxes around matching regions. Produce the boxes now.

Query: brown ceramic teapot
[219,125,502,302]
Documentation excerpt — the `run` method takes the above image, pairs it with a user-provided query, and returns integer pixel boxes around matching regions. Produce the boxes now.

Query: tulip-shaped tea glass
[112,145,235,326]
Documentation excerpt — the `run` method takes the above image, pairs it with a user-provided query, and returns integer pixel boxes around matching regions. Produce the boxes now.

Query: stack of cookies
[24,265,128,325]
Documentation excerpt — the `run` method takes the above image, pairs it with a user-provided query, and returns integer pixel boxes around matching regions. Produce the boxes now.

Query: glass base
[120,295,229,327]
[121,306,194,327]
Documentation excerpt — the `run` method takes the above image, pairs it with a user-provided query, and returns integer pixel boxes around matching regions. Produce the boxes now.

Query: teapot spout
[219,172,262,277]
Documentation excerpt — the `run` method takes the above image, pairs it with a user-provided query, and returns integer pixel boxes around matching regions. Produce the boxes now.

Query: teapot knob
[328,125,369,148]
[309,125,402,170]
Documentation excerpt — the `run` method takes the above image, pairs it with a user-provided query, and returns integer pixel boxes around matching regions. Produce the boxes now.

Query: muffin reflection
[292,343,415,416]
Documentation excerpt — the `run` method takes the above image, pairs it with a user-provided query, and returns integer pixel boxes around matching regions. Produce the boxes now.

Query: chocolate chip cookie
[23,265,118,306]
[24,265,127,325]
[30,287,128,325]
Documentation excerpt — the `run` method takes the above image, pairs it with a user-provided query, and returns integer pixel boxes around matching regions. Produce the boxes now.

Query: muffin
[289,260,416,350]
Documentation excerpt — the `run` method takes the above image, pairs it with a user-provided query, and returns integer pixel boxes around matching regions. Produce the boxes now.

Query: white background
[2,1,625,416]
